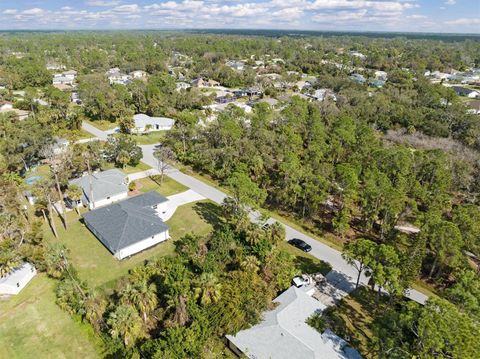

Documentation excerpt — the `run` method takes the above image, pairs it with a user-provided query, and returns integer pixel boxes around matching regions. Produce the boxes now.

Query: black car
[288,238,312,252]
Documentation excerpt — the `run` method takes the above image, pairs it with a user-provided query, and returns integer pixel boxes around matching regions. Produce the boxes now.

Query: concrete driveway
[160,189,205,221]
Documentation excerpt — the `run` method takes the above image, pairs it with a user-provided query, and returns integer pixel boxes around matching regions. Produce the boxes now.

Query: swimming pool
[25,175,43,185]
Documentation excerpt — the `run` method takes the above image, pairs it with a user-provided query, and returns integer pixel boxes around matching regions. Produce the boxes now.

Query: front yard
[0,275,101,359]
[43,200,214,289]
[136,175,188,197]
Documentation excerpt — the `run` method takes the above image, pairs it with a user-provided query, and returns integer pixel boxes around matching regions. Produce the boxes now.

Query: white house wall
[115,230,170,260]
[0,264,37,295]
[88,192,128,209]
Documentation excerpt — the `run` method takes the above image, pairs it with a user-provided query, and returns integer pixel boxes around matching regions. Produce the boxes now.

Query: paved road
[82,122,109,140]
[84,124,428,305]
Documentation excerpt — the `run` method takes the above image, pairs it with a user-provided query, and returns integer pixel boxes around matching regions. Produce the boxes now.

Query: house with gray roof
[133,114,175,133]
[82,191,170,260]
[226,286,362,359]
[69,169,128,209]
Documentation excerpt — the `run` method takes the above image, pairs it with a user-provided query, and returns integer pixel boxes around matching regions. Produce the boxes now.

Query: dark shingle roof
[82,192,169,255]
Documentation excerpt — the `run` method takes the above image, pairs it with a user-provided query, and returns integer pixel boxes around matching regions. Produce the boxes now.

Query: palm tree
[65,185,82,216]
[107,304,144,347]
[0,250,21,278]
[241,255,260,273]
[33,179,58,238]
[120,281,158,323]
[116,150,130,169]
[193,273,222,306]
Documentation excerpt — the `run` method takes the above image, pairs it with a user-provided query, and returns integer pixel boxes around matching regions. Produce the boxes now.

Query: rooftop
[70,169,127,203]
[82,191,169,255]
[226,286,362,359]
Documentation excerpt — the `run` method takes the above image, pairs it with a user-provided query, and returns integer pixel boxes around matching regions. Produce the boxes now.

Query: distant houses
[82,192,170,260]
[451,86,480,98]
[0,101,30,120]
[350,73,366,84]
[191,78,220,88]
[68,169,128,210]
[106,68,131,86]
[52,70,77,90]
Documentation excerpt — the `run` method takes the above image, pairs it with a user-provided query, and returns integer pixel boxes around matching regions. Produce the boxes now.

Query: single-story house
[307,89,337,102]
[82,191,170,260]
[130,70,147,79]
[452,86,480,98]
[52,70,76,88]
[0,101,30,120]
[133,114,175,132]
[0,263,36,295]
[226,60,245,71]
[176,82,191,91]
[52,137,70,155]
[68,169,128,209]
[369,79,386,88]
[191,78,220,88]
[226,285,362,359]
[350,73,366,84]
[106,68,131,85]
[467,100,480,115]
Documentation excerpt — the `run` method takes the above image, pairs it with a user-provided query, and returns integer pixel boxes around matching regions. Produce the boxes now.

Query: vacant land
[0,275,100,359]
[102,161,150,174]
[136,175,188,197]
[84,119,117,131]
[44,200,213,289]
[130,131,166,145]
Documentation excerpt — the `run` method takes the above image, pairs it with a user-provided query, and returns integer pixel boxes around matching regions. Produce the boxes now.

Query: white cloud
[112,4,140,13]
[407,14,427,19]
[22,8,45,15]
[444,0,456,5]
[85,1,121,6]
[2,9,17,14]
[445,18,480,26]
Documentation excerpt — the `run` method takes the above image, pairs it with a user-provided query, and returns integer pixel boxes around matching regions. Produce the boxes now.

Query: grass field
[102,161,150,174]
[84,119,117,131]
[129,131,166,145]
[44,200,214,289]
[321,287,382,358]
[278,241,332,275]
[136,176,188,196]
[0,275,101,359]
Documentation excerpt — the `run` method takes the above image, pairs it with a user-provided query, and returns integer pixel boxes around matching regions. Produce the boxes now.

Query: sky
[0,0,478,33]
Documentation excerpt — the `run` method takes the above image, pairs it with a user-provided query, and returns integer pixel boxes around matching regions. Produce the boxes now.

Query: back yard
[0,275,101,359]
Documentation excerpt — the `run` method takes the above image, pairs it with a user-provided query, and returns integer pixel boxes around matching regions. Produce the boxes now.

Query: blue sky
[0,0,478,33]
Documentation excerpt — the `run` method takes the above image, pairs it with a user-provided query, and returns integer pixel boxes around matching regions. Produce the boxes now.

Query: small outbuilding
[0,263,37,295]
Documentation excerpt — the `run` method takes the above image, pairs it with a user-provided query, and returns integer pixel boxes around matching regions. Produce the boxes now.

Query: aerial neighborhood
[1,29,480,359]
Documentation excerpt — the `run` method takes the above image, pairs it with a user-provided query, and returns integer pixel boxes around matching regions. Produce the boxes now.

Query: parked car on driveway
[288,238,312,252]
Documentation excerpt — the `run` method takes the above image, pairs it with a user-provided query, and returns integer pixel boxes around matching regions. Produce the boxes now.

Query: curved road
[83,124,428,305]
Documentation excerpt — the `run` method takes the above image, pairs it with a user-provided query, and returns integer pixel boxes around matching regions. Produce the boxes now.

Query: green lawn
[321,287,377,358]
[0,275,101,359]
[102,161,150,174]
[129,131,166,145]
[136,176,188,197]
[278,241,332,275]
[43,200,214,289]
[85,119,117,131]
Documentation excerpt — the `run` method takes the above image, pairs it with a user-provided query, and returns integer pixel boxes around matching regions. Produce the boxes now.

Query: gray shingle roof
[226,286,362,359]
[82,192,169,255]
[70,169,127,204]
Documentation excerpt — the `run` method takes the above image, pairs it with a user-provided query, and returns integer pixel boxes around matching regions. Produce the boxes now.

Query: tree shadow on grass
[293,256,332,275]
[192,201,225,230]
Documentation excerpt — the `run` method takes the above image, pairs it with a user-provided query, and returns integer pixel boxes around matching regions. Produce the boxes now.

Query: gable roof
[82,191,169,254]
[226,286,362,359]
[70,169,127,203]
